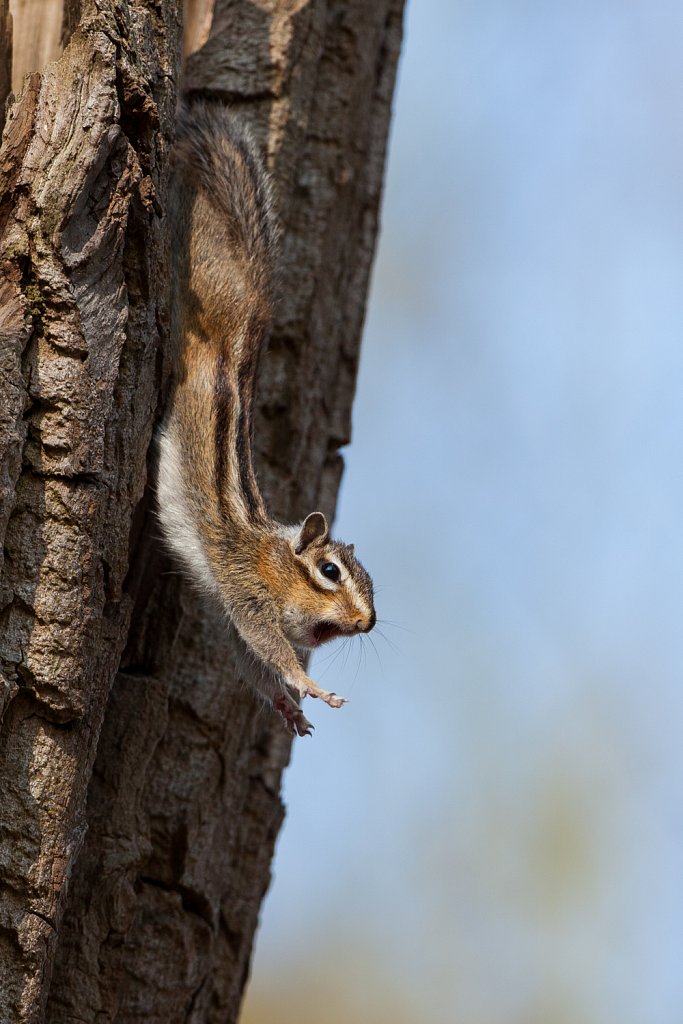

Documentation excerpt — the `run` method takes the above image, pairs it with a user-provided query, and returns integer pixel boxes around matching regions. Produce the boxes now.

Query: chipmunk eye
[318,560,341,582]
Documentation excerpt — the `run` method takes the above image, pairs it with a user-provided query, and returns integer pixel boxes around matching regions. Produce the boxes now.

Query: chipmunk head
[279,512,375,650]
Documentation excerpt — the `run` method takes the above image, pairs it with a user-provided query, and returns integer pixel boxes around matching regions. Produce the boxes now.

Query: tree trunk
[0,1,404,1021]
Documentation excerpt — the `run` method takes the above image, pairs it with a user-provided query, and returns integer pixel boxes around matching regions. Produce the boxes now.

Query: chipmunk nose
[355,610,376,633]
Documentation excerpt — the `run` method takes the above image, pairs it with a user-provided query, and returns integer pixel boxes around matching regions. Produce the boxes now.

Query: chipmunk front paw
[287,674,348,711]
[302,685,347,709]
[316,689,347,709]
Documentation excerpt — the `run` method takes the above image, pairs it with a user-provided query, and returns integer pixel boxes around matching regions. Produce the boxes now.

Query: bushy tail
[173,96,278,296]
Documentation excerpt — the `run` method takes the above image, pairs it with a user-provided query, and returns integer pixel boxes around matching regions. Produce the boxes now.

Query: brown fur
[158,97,375,736]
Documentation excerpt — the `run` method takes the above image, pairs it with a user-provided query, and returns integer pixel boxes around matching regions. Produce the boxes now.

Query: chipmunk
[157,97,376,736]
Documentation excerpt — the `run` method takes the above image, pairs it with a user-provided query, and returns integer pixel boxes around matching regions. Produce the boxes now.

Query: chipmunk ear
[294,512,328,554]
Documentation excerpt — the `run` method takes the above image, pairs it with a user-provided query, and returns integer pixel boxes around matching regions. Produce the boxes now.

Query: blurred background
[242,1,683,1022]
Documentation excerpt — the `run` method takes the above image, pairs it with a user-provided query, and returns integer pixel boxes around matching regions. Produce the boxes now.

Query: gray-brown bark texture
[0,0,404,1020]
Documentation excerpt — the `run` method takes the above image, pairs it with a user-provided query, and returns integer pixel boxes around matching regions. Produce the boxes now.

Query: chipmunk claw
[274,693,314,737]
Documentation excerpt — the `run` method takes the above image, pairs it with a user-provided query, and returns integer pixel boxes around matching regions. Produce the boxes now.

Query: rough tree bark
[0,1,404,1021]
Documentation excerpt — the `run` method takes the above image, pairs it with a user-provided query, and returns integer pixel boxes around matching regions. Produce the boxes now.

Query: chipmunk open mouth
[311,620,348,646]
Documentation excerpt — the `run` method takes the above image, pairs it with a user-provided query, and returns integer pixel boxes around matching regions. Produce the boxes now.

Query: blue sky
[243,3,683,1021]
